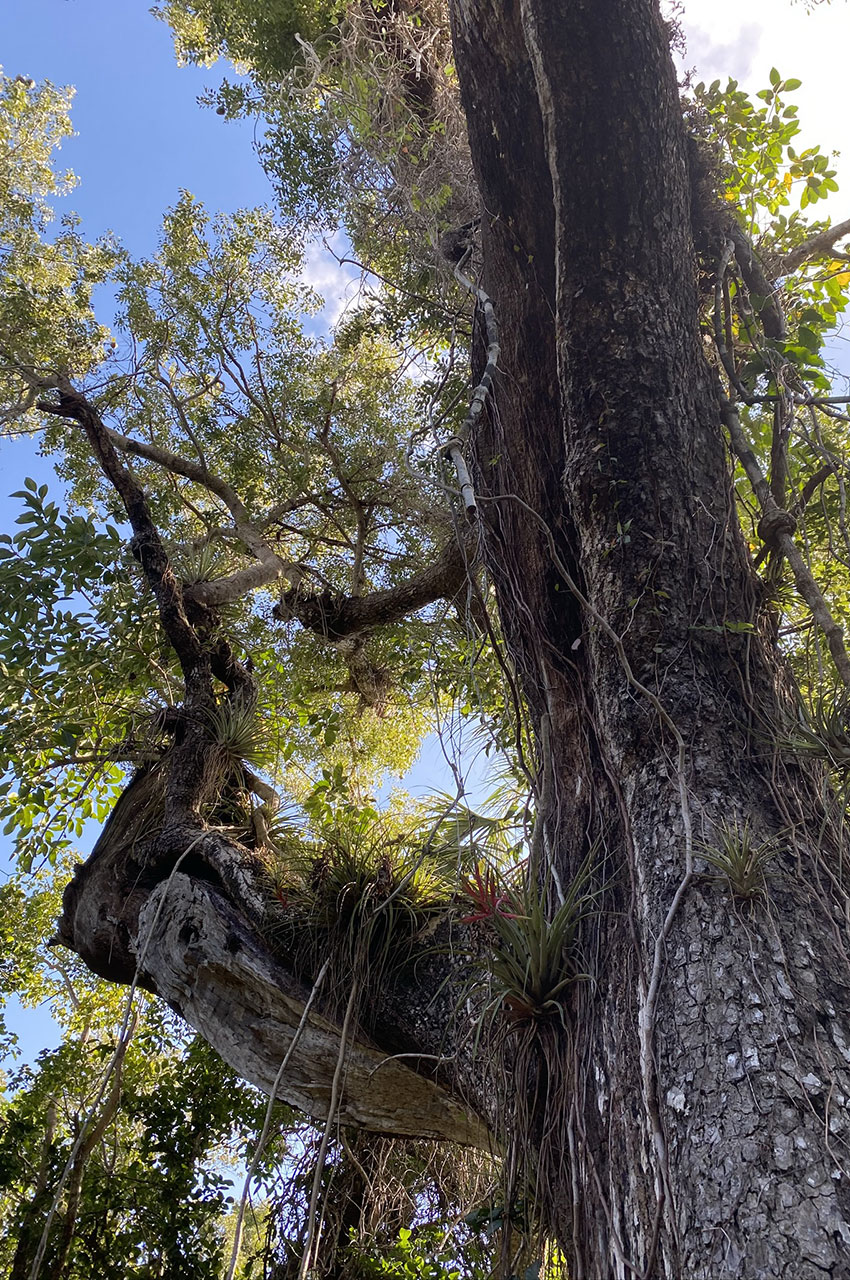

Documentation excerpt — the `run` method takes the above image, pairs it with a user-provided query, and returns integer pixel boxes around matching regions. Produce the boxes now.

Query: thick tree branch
[753,463,835,569]
[780,216,850,275]
[54,771,492,1150]
[38,382,202,676]
[38,383,257,826]
[728,223,787,341]
[273,532,474,639]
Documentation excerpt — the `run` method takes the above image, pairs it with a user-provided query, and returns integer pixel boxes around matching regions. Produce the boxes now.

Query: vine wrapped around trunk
[449,1,850,1276]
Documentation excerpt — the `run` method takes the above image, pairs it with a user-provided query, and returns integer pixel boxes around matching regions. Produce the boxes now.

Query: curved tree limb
[54,770,492,1151]
[101,424,298,605]
[793,463,835,516]
[38,381,203,676]
[37,382,257,825]
[51,1028,129,1278]
[438,243,501,516]
[727,223,787,341]
[720,235,796,509]
[273,530,476,639]
[779,216,850,275]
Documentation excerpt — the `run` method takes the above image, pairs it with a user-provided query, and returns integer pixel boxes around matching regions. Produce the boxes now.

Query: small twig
[749,394,850,407]
[324,242,457,312]
[367,1050,456,1078]
[99,422,296,605]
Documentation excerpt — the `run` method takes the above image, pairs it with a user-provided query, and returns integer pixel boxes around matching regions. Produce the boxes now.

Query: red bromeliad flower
[459,863,522,924]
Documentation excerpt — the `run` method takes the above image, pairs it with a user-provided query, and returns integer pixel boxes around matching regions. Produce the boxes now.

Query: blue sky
[0,0,271,251]
[0,0,274,497]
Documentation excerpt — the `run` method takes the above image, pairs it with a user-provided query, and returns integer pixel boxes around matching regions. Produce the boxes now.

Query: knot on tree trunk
[758,508,797,546]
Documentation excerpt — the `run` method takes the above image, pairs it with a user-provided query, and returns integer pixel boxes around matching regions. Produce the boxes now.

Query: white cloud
[301,231,365,334]
[680,22,763,82]
[680,0,849,188]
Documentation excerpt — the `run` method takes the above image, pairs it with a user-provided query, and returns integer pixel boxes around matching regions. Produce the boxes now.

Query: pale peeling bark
[135,874,490,1148]
[56,770,493,1152]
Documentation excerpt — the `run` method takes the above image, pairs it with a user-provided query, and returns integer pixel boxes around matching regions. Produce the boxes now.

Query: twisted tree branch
[38,382,202,675]
[728,223,787,341]
[273,531,475,639]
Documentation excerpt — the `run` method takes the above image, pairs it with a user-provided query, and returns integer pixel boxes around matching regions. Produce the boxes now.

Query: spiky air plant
[204,701,271,774]
[699,818,778,900]
[464,850,599,1027]
[261,819,457,1023]
[456,849,603,1264]
[195,700,276,844]
[254,811,507,1278]
[781,690,850,771]
[171,540,240,589]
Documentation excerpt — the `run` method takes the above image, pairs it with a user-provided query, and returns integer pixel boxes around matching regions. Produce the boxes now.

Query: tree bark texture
[450,1,850,1276]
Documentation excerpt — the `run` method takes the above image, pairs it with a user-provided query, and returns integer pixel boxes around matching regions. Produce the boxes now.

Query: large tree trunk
[450,1,850,1276]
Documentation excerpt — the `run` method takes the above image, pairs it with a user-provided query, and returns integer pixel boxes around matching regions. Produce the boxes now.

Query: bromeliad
[458,862,522,924]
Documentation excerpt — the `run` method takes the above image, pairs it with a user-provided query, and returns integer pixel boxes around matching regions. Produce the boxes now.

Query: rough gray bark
[450,1,850,1276]
[272,532,474,638]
